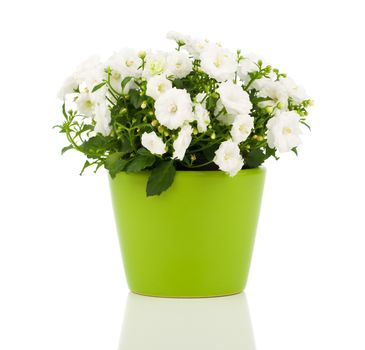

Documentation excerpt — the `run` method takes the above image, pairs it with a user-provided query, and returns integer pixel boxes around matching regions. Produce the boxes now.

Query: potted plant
[55,31,312,297]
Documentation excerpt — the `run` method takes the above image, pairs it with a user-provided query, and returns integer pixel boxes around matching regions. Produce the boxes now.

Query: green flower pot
[109,168,265,298]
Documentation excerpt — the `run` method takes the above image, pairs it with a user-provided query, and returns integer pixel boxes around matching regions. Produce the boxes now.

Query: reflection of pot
[110,169,266,297]
[118,293,256,350]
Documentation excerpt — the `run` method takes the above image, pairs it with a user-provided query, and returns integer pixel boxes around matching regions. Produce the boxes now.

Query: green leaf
[291,147,298,156]
[104,153,129,178]
[79,135,112,158]
[92,81,106,92]
[300,120,311,131]
[105,152,124,169]
[146,160,176,196]
[121,77,133,92]
[246,148,267,168]
[61,145,73,155]
[129,89,143,109]
[126,153,155,173]
[80,160,91,175]
[172,78,184,89]
[206,95,218,111]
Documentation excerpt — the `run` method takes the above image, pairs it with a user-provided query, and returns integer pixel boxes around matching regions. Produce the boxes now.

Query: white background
[0,0,364,349]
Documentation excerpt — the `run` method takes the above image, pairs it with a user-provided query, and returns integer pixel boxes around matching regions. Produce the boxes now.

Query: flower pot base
[110,169,265,297]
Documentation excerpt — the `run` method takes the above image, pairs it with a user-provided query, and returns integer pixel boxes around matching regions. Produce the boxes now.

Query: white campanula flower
[146,75,172,100]
[255,78,289,109]
[200,47,237,82]
[143,52,167,78]
[74,55,104,91]
[76,90,95,117]
[108,48,142,79]
[238,54,260,83]
[267,111,302,153]
[141,131,166,155]
[57,75,79,100]
[185,37,213,59]
[166,51,193,78]
[94,99,111,136]
[193,103,210,133]
[231,114,254,144]
[213,140,244,176]
[154,88,193,130]
[172,124,193,160]
[166,31,191,45]
[280,77,307,104]
[217,80,252,116]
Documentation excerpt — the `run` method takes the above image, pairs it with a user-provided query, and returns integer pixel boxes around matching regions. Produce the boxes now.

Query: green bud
[265,106,273,114]
[211,132,216,140]
[151,120,158,127]
[141,101,147,109]
[256,135,264,142]
[193,128,198,135]
[158,126,164,134]
[164,131,170,137]
[277,102,284,109]
[138,51,146,59]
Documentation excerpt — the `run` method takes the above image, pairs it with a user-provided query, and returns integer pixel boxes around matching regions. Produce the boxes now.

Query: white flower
[172,124,193,160]
[193,103,210,133]
[166,31,191,45]
[217,81,252,116]
[154,88,193,130]
[76,90,95,117]
[238,54,259,82]
[74,55,104,91]
[255,78,289,108]
[107,48,142,78]
[141,131,166,155]
[231,114,254,144]
[280,77,307,104]
[94,100,111,136]
[267,111,302,153]
[213,140,244,176]
[166,51,193,78]
[143,52,167,78]
[185,37,216,59]
[57,75,78,100]
[146,76,172,100]
[200,47,237,82]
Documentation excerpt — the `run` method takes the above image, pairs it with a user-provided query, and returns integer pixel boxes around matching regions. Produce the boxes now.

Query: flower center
[126,59,134,67]
[84,100,93,109]
[224,153,231,160]
[213,56,222,68]
[157,83,166,93]
[283,127,292,135]
[169,104,178,113]
[175,62,182,69]
[239,124,248,133]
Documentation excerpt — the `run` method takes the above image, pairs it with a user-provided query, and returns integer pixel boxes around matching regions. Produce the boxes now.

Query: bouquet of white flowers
[56,31,312,196]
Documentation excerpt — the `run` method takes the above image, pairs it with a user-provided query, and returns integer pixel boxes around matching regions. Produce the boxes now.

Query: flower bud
[211,132,216,140]
[158,126,164,134]
[141,101,147,109]
[151,120,158,127]
[265,106,273,114]
[193,128,198,135]
[138,51,146,59]
[308,99,314,106]
[164,131,170,137]
[256,135,264,142]
[191,154,197,162]
[277,102,284,109]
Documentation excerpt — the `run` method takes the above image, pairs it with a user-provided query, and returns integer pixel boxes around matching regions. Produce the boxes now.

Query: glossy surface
[118,293,255,349]
[109,169,266,297]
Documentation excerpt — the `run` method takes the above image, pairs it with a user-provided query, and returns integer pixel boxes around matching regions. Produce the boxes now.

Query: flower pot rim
[111,167,265,179]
